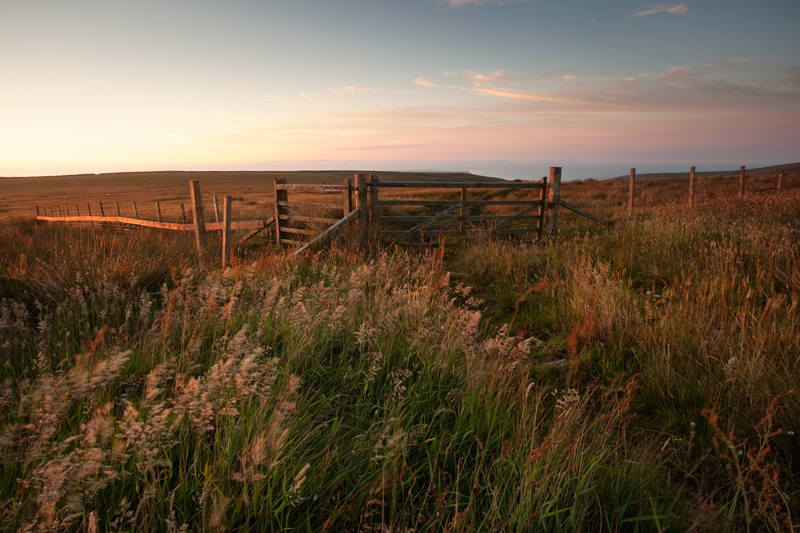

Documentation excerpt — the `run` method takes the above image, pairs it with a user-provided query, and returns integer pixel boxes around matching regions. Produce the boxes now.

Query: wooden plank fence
[34,167,612,260]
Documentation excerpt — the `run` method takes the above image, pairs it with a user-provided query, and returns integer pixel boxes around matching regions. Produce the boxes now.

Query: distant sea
[243,160,778,182]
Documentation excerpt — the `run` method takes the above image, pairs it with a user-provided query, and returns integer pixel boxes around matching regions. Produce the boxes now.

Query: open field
[0,171,503,223]
[0,170,799,531]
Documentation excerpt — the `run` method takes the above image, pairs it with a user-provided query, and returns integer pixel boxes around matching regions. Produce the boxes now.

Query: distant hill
[611,163,800,180]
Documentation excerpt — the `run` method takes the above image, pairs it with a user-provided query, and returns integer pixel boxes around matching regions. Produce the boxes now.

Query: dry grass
[0,169,798,531]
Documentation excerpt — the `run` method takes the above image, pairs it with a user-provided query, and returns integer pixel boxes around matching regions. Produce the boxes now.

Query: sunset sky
[1,0,799,178]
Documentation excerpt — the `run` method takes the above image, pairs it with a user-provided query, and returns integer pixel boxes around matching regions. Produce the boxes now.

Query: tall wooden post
[739,166,745,198]
[342,178,352,215]
[689,166,695,208]
[180,204,187,224]
[116,203,121,217]
[75,204,80,216]
[132,201,139,219]
[65,205,70,217]
[214,196,220,222]
[460,186,467,234]
[369,174,380,228]
[628,168,635,216]
[356,174,368,226]
[538,177,549,236]
[274,178,287,245]
[222,196,232,269]
[189,180,206,253]
[98,201,104,217]
[57,205,62,217]
[545,167,562,235]
[87,202,93,227]
[778,169,784,194]
[156,202,162,223]
[35,206,40,217]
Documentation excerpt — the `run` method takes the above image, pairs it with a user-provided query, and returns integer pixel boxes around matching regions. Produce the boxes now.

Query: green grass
[0,190,798,531]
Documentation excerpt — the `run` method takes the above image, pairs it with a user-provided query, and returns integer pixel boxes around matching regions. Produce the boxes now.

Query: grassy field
[0,169,798,531]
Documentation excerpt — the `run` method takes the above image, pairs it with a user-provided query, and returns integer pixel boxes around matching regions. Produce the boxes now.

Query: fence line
[627,165,788,216]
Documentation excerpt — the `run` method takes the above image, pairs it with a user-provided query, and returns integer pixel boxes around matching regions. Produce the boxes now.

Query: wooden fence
[278,167,607,255]
[34,167,607,260]
[627,165,788,215]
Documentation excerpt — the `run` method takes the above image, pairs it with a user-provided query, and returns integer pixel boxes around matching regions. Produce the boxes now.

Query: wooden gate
[370,177,549,238]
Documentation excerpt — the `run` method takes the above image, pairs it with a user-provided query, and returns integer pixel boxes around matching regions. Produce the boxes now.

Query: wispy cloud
[328,85,375,96]
[443,0,527,6]
[632,4,688,17]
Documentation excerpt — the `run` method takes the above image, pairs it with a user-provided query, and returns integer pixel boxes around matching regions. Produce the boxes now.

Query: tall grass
[0,183,798,531]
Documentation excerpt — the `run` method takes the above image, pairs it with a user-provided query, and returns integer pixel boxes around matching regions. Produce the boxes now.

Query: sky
[1,0,799,179]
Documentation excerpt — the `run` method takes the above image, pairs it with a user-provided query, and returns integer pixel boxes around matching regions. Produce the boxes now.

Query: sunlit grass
[0,175,798,531]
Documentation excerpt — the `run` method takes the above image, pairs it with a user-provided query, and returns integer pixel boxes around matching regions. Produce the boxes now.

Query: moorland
[0,166,798,532]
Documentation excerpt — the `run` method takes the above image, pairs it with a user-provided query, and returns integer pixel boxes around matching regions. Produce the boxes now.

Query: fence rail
[33,167,610,260]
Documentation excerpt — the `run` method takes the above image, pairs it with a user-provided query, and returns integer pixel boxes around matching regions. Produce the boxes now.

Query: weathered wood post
[180,204,187,224]
[132,201,139,219]
[214,196,220,222]
[87,202,93,227]
[628,168,635,216]
[75,204,80,216]
[222,196,232,269]
[189,180,206,254]
[65,205,70,217]
[537,177,548,235]
[156,202,162,223]
[689,166,695,208]
[369,174,380,229]
[356,174,368,227]
[460,185,467,234]
[545,166,562,235]
[342,178,352,215]
[35,206,40,217]
[57,205,62,217]
[98,201,104,217]
[274,178,287,245]
[116,203,121,217]
[739,166,745,198]
[778,169,784,194]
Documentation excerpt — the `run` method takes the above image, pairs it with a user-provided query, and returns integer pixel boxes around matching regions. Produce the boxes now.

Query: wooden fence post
[689,166,695,208]
[35,206,40,217]
[99,201,104,217]
[628,168,635,216]
[133,201,139,219]
[545,167,562,235]
[274,178,287,245]
[116,203,121,217]
[342,178,352,215]
[369,174,380,228]
[75,204,80,216]
[87,202,93,227]
[356,174,368,227]
[57,205,62,217]
[739,166,745,198]
[222,196,232,269]
[65,205,70,217]
[214,196,220,222]
[156,202,162,223]
[538,176,549,236]
[778,169,784,194]
[189,180,206,253]
[460,185,467,234]
[181,204,187,224]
